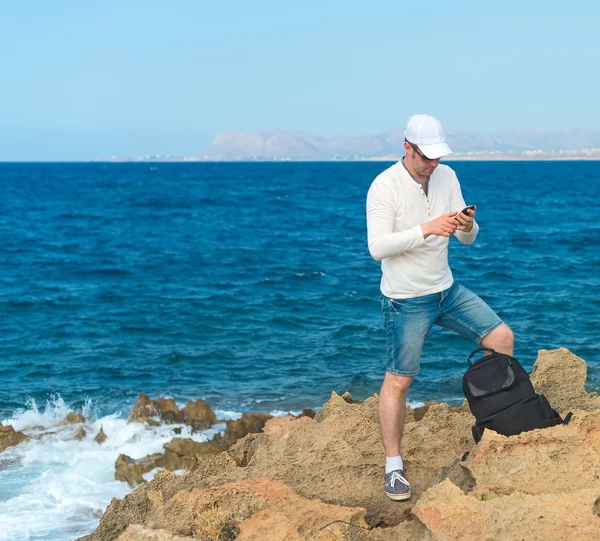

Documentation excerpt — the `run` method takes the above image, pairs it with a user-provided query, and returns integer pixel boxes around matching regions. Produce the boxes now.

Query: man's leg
[481,323,514,355]
[380,294,436,501]
[379,373,413,457]
[436,283,511,353]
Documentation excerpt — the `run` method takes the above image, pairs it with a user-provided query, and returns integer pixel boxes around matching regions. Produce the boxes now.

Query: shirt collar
[401,157,430,187]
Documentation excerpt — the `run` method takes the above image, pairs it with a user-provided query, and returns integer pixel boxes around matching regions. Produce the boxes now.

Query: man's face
[405,142,441,176]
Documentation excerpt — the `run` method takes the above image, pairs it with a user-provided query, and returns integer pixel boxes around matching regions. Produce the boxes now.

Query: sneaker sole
[384,490,412,501]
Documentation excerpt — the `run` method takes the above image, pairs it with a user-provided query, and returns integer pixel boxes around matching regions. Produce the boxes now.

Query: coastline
[3,348,600,541]
[76,347,600,541]
[91,154,600,163]
[90,147,600,162]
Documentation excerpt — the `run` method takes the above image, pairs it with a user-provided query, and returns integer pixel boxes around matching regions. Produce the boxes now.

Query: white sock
[385,455,404,474]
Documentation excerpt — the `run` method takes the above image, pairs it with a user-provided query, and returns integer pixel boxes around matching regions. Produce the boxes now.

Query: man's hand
[453,207,476,233]
[421,212,459,238]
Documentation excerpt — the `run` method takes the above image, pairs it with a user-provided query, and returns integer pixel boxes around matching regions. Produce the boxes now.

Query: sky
[0,0,598,160]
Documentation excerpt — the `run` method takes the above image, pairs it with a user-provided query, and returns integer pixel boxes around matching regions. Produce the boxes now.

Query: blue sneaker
[384,469,411,501]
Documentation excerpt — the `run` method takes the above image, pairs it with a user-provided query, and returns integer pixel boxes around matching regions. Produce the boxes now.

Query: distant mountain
[198,128,600,161]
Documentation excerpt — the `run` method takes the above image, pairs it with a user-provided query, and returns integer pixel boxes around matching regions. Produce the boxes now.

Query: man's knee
[381,372,414,396]
[482,323,514,352]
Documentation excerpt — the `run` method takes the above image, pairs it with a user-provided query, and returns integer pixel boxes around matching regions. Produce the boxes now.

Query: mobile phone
[462,205,476,215]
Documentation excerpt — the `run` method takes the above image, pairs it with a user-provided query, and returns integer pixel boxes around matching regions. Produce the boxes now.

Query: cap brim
[419,142,453,159]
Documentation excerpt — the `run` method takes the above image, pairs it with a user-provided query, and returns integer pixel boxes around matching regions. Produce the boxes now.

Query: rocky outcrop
[531,347,600,413]
[115,454,164,487]
[0,424,28,451]
[115,414,274,486]
[413,479,600,541]
[181,400,217,429]
[81,348,600,541]
[60,412,86,425]
[127,394,217,429]
[95,426,107,444]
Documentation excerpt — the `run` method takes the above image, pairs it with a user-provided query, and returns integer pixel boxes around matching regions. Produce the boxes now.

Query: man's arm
[366,180,425,261]
[450,173,479,245]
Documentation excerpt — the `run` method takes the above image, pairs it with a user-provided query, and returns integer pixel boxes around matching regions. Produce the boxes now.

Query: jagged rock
[80,348,600,541]
[341,391,353,403]
[531,348,600,413]
[115,453,165,487]
[116,412,273,488]
[128,394,158,423]
[116,525,194,540]
[128,395,218,429]
[117,479,367,540]
[60,412,86,425]
[127,395,183,425]
[314,390,380,424]
[74,427,87,441]
[154,398,182,423]
[181,399,217,430]
[413,478,600,541]
[223,413,272,446]
[464,409,600,497]
[0,425,28,451]
[163,438,226,473]
[115,455,146,487]
[164,437,225,460]
[298,408,316,419]
[95,426,107,444]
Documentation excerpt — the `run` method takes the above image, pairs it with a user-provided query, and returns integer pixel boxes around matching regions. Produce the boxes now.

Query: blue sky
[0,0,597,160]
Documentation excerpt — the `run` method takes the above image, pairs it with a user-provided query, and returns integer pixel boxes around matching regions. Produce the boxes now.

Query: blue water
[1,161,599,419]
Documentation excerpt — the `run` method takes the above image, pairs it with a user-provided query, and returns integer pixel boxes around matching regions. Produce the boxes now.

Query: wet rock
[154,398,182,424]
[223,413,272,445]
[117,412,271,487]
[95,426,107,444]
[181,399,217,430]
[0,424,28,452]
[128,395,218,429]
[60,412,86,425]
[115,453,166,487]
[298,408,316,419]
[128,394,157,424]
[74,427,87,441]
[412,401,438,421]
[115,455,146,487]
[163,438,226,473]
[531,348,600,413]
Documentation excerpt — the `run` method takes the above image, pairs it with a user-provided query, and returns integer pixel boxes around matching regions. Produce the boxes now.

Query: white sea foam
[213,409,242,420]
[0,397,224,541]
[0,396,304,541]
[269,409,302,417]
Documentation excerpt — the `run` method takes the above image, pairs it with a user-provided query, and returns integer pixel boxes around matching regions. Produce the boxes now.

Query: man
[366,114,514,501]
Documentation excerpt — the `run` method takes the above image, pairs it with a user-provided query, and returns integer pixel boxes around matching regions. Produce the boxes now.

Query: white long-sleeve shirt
[366,160,479,299]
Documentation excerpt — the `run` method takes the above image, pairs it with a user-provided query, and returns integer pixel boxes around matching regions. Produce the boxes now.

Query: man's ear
[403,141,412,153]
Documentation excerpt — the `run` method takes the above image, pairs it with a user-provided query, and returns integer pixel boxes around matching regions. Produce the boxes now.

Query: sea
[1,161,599,540]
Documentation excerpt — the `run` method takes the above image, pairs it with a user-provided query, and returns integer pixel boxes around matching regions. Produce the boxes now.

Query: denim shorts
[381,282,503,377]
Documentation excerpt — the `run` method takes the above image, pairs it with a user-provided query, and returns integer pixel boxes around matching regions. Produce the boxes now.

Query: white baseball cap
[404,114,453,159]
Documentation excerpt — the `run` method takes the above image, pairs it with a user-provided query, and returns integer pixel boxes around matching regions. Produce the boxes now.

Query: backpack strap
[467,347,498,367]
[563,412,573,425]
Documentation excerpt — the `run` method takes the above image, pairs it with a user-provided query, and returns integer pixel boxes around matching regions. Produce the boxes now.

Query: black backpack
[462,347,570,443]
